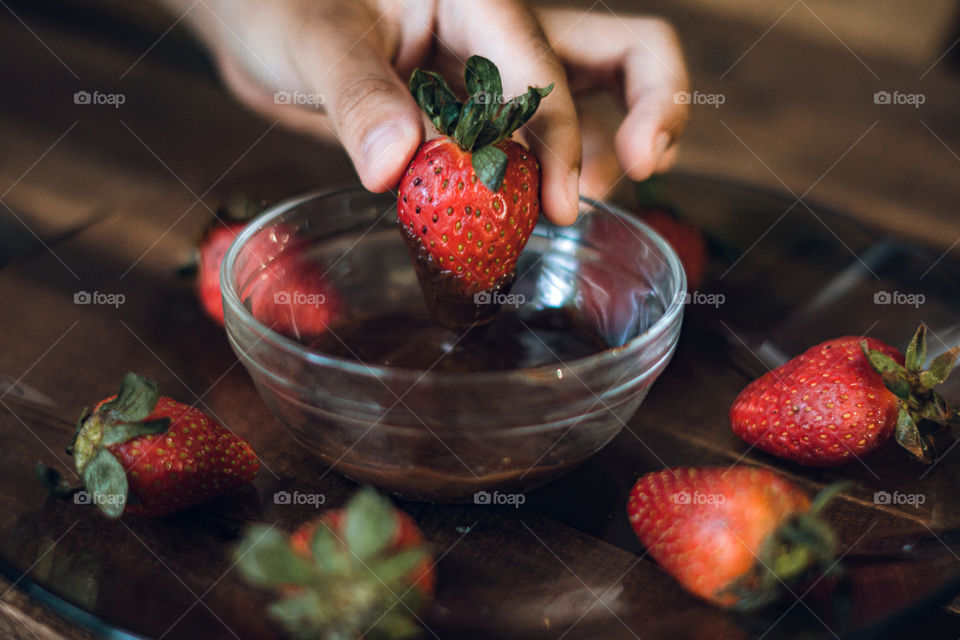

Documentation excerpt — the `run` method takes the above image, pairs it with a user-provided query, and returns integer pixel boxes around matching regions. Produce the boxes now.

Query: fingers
[437,0,581,226]
[203,0,427,193]
[284,4,424,192]
[537,9,689,181]
[615,19,688,180]
[577,93,632,202]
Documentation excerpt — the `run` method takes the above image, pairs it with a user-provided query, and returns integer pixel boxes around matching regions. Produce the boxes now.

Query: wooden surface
[2,1,960,639]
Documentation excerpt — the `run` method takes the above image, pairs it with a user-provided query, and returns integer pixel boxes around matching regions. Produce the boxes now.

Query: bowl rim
[221,186,686,383]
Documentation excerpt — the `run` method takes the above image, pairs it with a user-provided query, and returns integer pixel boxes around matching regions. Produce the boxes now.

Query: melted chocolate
[310,307,608,372]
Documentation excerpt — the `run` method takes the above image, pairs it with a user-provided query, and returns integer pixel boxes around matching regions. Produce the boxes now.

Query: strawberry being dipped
[628,466,842,610]
[235,487,434,640]
[398,56,552,327]
[730,325,960,466]
[53,373,259,518]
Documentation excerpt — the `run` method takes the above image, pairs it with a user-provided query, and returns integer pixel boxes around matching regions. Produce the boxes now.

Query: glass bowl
[221,187,685,501]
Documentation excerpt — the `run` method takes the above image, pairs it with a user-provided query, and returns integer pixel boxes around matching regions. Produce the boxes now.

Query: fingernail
[361,122,407,176]
[566,171,580,218]
[653,132,672,162]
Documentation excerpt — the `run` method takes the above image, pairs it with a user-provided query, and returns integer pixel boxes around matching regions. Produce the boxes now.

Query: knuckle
[332,75,398,131]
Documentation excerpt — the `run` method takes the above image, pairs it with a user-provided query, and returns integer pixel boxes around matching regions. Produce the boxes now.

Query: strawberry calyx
[207,193,266,231]
[68,373,171,518]
[861,325,960,463]
[724,482,848,611]
[181,194,265,277]
[235,488,431,640]
[409,55,552,192]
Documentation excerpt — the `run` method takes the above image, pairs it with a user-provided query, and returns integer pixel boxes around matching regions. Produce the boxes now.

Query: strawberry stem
[68,373,172,519]
[727,482,846,611]
[235,488,431,640]
[409,55,553,192]
[861,325,960,463]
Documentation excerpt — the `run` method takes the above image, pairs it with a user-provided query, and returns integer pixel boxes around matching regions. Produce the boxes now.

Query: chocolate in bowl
[221,188,685,502]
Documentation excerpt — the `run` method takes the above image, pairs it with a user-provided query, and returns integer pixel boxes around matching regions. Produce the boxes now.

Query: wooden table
[2,1,960,638]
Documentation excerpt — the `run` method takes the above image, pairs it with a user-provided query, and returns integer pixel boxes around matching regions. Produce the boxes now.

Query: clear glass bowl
[221,187,685,501]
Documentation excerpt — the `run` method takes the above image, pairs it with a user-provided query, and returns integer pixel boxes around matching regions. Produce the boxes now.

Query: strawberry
[628,466,842,610]
[398,56,553,327]
[197,195,267,327]
[730,325,960,466]
[634,176,707,290]
[51,373,259,518]
[640,210,706,291]
[242,251,342,341]
[235,487,434,640]
[195,195,342,338]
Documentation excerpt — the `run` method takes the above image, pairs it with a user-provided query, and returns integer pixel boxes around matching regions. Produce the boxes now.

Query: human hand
[164,0,688,224]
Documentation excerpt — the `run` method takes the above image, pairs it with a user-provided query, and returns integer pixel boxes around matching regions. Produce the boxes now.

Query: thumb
[309,31,423,192]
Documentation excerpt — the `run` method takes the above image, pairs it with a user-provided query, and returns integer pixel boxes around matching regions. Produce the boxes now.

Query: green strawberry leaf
[410,57,552,154]
[861,342,910,400]
[310,523,350,575]
[372,548,427,585]
[472,145,508,193]
[409,70,461,136]
[894,408,933,463]
[102,373,161,424]
[219,193,264,223]
[465,55,502,120]
[68,407,92,456]
[904,325,927,373]
[508,84,554,134]
[452,97,487,150]
[99,419,171,446]
[919,348,959,389]
[234,525,313,587]
[473,119,505,150]
[344,487,396,560]
[81,449,128,519]
[919,394,952,423]
[367,609,423,640]
[266,590,325,640]
[807,481,855,516]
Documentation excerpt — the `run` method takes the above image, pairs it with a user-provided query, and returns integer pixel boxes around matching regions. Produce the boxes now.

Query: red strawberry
[730,326,960,466]
[60,373,259,517]
[628,466,841,610]
[634,177,707,290]
[197,195,267,326]
[235,487,434,639]
[196,195,342,339]
[242,252,342,341]
[398,56,553,327]
[640,209,706,291]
